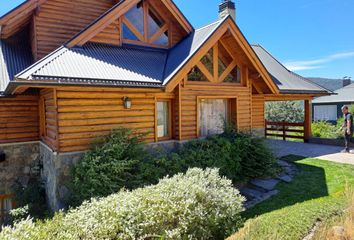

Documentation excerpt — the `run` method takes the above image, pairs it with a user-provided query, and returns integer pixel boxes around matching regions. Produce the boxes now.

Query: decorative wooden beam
[149,24,169,44]
[159,0,193,33]
[213,43,218,82]
[196,62,214,83]
[304,99,312,142]
[121,16,144,42]
[67,0,140,47]
[218,60,237,82]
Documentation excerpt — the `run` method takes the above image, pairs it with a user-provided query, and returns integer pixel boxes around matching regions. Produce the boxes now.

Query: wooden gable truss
[67,0,193,48]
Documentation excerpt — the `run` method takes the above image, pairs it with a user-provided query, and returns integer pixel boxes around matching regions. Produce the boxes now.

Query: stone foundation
[0,141,40,195]
[40,142,85,211]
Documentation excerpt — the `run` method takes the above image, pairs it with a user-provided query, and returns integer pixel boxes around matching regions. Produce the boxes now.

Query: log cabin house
[0,0,330,211]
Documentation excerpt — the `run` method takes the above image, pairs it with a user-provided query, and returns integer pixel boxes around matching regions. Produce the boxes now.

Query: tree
[265,101,304,123]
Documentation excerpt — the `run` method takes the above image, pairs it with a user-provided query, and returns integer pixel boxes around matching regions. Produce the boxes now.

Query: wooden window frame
[0,194,15,225]
[196,96,238,138]
[122,0,171,48]
[155,99,173,141]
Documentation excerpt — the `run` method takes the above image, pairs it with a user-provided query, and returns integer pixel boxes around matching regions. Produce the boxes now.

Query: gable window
[122,1,170,48]
[157,100,171,139]
[186,41,242,84]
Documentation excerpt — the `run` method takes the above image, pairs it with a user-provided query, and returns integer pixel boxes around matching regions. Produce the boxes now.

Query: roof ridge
[195,16,227,32]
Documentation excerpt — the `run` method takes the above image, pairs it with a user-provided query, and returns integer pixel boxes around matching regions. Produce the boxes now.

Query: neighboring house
[313,83,354,122]
[307,77,352,92]
[0,0,330,211]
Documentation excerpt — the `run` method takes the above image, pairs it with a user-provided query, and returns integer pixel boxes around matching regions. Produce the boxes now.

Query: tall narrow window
[157,101,170,139]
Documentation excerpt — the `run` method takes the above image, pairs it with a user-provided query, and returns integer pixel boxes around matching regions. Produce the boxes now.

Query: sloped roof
[252,44,330,94]
[313,83,354,103]
[16,43,167,88]
[16,18,224,88]
[0,39,33,92]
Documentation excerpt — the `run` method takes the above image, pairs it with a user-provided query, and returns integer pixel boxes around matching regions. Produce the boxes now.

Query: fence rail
[265,120,305,141]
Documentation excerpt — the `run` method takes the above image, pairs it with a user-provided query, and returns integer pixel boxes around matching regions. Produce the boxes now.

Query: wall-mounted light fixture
[122,96,132,109]
[0,151,5,163]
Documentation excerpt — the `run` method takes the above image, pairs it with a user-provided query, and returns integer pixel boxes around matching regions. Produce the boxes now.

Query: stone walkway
[240,160,298,208]
[267,139,354,166]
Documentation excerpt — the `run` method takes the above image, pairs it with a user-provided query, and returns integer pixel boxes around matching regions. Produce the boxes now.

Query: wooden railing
[265,121,306,141]
[0,194,15,226]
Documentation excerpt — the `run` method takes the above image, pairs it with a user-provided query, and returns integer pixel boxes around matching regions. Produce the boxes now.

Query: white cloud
[284,51,354,72]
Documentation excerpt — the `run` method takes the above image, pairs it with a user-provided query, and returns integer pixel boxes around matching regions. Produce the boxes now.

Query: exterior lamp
[122,96,132,109]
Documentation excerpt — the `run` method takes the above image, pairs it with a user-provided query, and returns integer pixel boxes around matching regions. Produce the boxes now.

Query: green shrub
[265,101,304,123]
[0,168,246,240]
[68,128,151,206]
[68,127,277,207]
[312,120,344,139]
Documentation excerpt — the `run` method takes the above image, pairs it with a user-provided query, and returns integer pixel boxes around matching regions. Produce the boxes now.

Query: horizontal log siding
[0,95,39,143]
[34,0,115,59]
[40,89,58,150]
[56,89,159,152]
[179,83,252,140]
[90,20,121,46]
[252,95,265,129]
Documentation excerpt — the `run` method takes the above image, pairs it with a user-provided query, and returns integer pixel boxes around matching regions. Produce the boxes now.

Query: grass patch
[228,155,354,240]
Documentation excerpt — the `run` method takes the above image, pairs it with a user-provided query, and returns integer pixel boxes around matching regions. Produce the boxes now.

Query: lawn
[228,155,354,240]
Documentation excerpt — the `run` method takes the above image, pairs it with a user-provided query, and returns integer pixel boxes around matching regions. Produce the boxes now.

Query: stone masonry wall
[0,142,39,195]
[40,142,84,211]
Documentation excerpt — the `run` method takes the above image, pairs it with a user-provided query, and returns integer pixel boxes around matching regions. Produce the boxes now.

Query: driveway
[267,139,354,165]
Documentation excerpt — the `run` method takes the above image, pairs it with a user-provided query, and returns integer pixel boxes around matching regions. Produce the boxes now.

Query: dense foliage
[0,168,245,240]
[312,118,344,139]
[265,101,304,123]
[68,127,277,206]
[68,128,147,206]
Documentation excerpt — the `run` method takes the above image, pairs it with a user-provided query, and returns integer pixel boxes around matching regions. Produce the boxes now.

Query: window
[122,1,170,47]
[157,101,171,139]
[188,66,209,82]
[0,195,14,226]
[219,43,241,83]
[199,99,228,137]
[314,105,337,121]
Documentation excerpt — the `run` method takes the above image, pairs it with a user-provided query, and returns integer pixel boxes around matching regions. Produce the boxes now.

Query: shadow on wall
[244,155,329,219]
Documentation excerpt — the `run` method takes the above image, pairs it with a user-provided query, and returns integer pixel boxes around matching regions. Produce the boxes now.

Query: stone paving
[240,160,298,208]
[267,139,354,166]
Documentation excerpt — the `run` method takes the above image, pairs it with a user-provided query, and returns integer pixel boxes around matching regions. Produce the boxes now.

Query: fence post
[282,120,286,141]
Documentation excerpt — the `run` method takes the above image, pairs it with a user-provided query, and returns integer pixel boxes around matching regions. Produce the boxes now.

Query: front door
[199,99,228,137]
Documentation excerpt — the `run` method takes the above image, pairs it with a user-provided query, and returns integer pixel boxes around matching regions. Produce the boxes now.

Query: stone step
[240,187,265,200]
[244,189,279,209]
[276,173,293,183]
[249,178,280,191]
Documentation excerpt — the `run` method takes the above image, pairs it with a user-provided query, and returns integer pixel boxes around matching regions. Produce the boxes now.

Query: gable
[68,0,193,48]
[163,17,279,94]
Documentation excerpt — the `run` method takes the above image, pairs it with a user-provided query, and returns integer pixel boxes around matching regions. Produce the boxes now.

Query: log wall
[0,95,39,144]
[34,0,115,59]
[40,89,58,150]
[55,88,165,152]
[252,95,265,129]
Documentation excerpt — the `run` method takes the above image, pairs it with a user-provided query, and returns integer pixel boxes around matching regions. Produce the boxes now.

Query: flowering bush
[0,168,245,240]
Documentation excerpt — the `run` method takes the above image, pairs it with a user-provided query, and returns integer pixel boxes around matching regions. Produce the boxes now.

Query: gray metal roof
[16,18,225,88]
[252,44,330,94]
[163,18,225,84]
[0,39,33,92]
[313,83,354,103]
[17,43,167,88]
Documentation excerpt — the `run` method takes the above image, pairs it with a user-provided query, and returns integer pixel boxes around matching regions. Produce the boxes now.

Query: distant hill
[306,77,353,92]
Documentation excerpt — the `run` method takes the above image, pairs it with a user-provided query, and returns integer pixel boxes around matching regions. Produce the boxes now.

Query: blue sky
[1,0,354,79]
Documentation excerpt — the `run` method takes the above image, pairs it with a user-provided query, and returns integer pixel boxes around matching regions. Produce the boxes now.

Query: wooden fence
[265,121,306,141]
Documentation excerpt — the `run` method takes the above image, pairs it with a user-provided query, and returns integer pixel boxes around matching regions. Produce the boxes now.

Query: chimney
[343,77,352,87]
[219,0,236,20]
